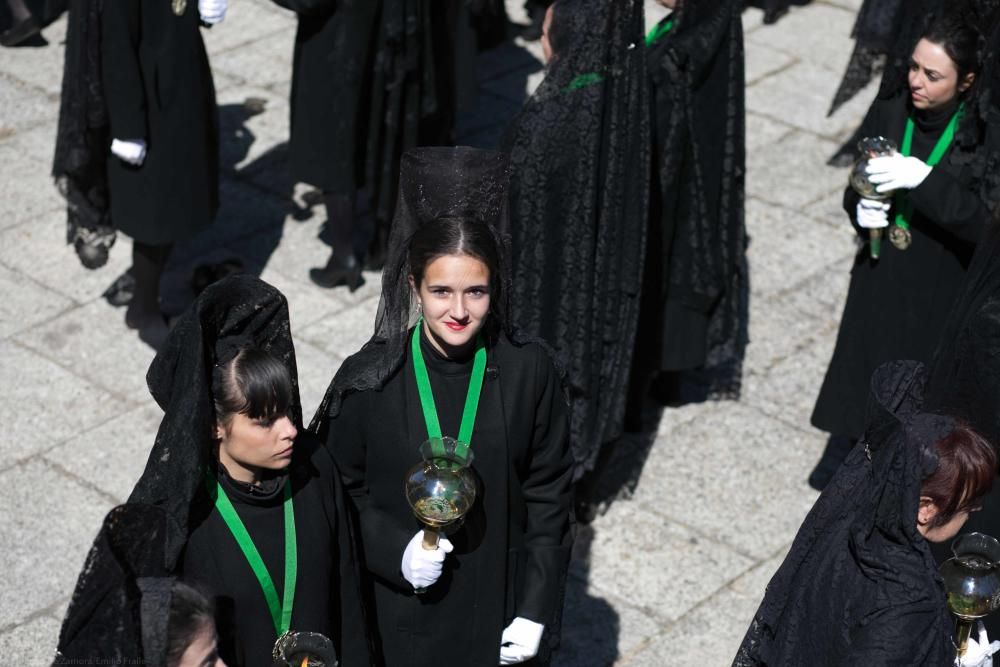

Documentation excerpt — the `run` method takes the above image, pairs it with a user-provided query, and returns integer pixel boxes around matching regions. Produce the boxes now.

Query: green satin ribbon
[645,17,674,47]
[411,320,487,460]
[206,472,297,638]
[894,102,964,232]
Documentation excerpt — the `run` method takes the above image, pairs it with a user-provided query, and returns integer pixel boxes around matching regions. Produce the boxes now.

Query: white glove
[958,621,1000,667]
[110,138,147,166]
[499,617,545,665]
[199,0,227,24]
[866,154,932,193]
[400,531,453,590]
[855,198,890,229]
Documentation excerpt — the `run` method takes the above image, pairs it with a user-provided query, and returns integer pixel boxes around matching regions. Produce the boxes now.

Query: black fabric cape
[326,328,573,666]
[744,0,811,25]
[183,434,367,667]
[811,92,1000,440]
[86,275,369,666]
[735,361,955,666]
[504,0,649,475]
[274,0,475,250]
[636,0,747,398]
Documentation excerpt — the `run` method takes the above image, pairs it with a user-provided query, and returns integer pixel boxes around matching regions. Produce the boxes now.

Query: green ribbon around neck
[206,472,297,637]
[411,319,487,460]
[894,103,964,232]
[645,17,674,47]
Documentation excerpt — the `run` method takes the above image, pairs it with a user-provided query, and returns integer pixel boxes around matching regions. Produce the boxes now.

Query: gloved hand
[958,621,1000,667]
[199,0,227,24]
[400,531,453,590]
[499,617,545,665]
[110,138,147,166]
[855,198,890,229]
[866,154,932,193]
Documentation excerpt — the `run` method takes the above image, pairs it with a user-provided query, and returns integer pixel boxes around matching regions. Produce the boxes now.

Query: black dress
[183,433,369,667]
[811,92,991,440]
[327,328,573,667]
[100,0,218,245]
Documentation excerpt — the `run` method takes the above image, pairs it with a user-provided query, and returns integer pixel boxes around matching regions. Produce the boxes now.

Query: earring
[416,301,423,312]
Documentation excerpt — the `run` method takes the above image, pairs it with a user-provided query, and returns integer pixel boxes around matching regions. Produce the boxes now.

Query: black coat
[276,0,378,194]
[327,329,573,667]
[182,434,370,667]
[812,93,992,439]
[100,0,218,244]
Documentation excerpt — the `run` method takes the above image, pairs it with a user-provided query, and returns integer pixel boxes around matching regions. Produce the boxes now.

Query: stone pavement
[0,0,874,664]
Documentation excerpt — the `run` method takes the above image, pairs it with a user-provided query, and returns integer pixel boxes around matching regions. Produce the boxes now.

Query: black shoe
[1,16,40,47]
[309,253,365,291]
[103,269,136,307]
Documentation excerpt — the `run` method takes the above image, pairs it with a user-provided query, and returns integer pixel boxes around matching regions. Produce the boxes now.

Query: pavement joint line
[0,596,69,637]
[39,456,122,507]
[633,499,768,564]
[744,109,845,145]
[7,336,142,410]
[742,400,829,440]
[22,402,151,470]
[0,69,58,102]
[745,54,801,89]
[208,26,294,58]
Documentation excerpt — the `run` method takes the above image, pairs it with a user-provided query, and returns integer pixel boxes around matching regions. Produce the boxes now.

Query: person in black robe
[311,147,574,667]
[58,275,370,667]
[53,0,221,349]
[808,12,1000,490]
[734,360,998,666]
[56,503,227,667]
[629,0,747,415]
[272,0,474,290]
[505,0,649,477]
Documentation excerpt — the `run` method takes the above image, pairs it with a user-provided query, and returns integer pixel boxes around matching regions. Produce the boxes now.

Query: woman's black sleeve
[327,391,414,591]
[100,0,147,140]
[908,165,989,243]
[516,353,574,624]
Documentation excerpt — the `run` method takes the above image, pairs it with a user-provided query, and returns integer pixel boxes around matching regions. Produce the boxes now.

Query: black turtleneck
[909,99,961,159]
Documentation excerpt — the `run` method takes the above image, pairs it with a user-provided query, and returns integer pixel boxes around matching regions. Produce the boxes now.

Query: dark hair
[920,13,981,80]
[921,423,996,527]
[213,347,293,426]
[166,581,215,667]
[408,215,504,317]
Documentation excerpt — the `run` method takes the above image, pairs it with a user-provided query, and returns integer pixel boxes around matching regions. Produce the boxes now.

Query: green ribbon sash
[645,17,674,47]
[894,103,964,233]
[207,472,297,637]
[411,320,487,460]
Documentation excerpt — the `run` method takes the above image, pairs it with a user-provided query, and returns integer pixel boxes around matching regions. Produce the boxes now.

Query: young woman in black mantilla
[57,275,370,667]
[808,10,1000,490]
[311,147,574,667]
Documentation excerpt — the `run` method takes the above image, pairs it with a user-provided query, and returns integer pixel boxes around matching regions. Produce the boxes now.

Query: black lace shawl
[52,0,116,268]
[309,146,520,435]
[734,361,955,666]
[651,0,748,398]
[128,275,303,569]
[54,504,181,667]
[503,0,649,475]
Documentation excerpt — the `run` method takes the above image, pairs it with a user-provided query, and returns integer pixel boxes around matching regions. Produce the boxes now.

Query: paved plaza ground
[0,0,873,664]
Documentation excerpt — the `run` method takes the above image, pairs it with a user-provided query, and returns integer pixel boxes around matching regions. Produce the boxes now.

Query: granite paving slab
[14,299,157,402]
[0,614,61,659]
[746,3,857,74]
[43,404,162,504]
[0,262,73,340]
[0,72,57,137]
[0,143,61,232]
[0,459,113,628]
[0,340,126,468]
[632,404,820,560]
[745,129,843,209]
[574,502,756,625]
[0,16,68,96]
[298,297,382,361]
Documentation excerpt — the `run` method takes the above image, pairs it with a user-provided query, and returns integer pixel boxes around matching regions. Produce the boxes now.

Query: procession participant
[505,0,649,477]
[735,361,998,666]
[808,12,1000,490]
[628,0,747,417]
[55,503,227,667]
[52,0,223,349]
[311,147,574,667]
[272,0,474,290]
[88,275,369,667]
